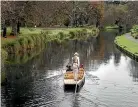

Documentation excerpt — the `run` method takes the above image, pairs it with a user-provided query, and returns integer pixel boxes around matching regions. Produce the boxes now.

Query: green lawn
[115,35,138,56]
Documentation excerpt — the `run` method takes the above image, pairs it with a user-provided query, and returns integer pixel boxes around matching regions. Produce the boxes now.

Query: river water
[1,30,138,107]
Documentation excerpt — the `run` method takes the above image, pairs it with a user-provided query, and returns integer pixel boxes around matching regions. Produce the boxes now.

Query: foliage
[103,3,128,26]
[64,18,70,27]
[1,1,106,29]
[130,25,138,39]
[90,1,104,26]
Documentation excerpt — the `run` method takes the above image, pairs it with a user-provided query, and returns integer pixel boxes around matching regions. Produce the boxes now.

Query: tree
[1,1,106,30]
[89,1,104,27]
[103,2,128,27]
[64,18,70,27]
[1,1,29,35]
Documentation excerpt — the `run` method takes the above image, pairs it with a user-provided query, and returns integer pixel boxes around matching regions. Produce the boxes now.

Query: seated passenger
[80,64,84,68]
[66,65,73,72]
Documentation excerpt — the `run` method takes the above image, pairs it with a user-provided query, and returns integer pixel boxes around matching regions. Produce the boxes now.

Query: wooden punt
[64,67,85,87]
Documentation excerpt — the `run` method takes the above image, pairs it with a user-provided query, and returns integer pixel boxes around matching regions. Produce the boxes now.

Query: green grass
[6,27,43,36]
[1,38,15,46]
[115,35,138,56]
[130,25,138,39]
[105,25,119,30]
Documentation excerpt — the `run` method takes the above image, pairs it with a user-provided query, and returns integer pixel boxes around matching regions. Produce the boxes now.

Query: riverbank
[1,27,99,64]
[114,33,138,61]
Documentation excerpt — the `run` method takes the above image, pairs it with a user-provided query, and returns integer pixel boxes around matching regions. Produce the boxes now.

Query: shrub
[6,40,20,54]
[81,28,87,35]
[69,31,75,39]
[64,18,70,27]
[27,36,34,48]
[35,36,41,46]
[130,25,138,39]
[58,32,65,40]
[18,37,28,48]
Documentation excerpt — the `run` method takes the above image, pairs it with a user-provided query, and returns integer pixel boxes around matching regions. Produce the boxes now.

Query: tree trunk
[2,21,7,37]
[96,20,100,27]
[11,19,17,36]
[84,17,89,25]
[17,21,20,33]
[3,26,7,38]
[96,16,100,28]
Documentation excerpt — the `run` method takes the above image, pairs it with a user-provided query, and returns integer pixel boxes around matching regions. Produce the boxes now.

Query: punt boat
[64,67,85,87]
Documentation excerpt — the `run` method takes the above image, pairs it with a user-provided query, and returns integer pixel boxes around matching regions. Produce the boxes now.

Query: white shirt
[73,63,79,80]
[72,56,80,67]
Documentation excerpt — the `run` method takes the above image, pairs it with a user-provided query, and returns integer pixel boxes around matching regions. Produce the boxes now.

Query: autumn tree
[89,1,104,27]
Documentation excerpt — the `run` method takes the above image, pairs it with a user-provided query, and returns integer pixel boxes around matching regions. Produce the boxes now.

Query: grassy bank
[105,25,119,30]
[114,35,138,61]
[1,27,99,64]
[130,25,138,39]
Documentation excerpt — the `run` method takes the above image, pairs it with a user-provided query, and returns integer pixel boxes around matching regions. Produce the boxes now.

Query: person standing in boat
[73,63,79,81]
[72,52,80,68]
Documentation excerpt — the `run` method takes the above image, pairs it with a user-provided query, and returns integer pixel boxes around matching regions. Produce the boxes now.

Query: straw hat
[74,52,79,56]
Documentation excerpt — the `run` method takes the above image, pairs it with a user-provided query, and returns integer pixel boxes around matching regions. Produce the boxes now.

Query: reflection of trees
[2,63,34,107]
[6,43,45,65]
[129,60,138,82]
[1,67,6,85]
[94,35,105,60]
[102,31,122,65]
[113,52,121,66]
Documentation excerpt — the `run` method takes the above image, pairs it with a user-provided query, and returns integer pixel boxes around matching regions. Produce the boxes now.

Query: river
[1,30,138,107]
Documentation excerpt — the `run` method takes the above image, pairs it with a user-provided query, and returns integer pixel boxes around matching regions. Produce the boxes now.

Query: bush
[64,18,70,27]
[6,40,20,54]
[69,31,76,39]
[18,37,28,47]
[27,36,34,48]
[81,28,87,36]
[58,32,64,40]
[130,25,138,39]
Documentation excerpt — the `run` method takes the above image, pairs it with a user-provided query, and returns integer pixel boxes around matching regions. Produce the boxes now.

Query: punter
[73,63,79,81]
[72,52,80,68]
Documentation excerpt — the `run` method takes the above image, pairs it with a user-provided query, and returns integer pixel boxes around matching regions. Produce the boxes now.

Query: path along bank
[114,33,138,61]
[1,27,99,65]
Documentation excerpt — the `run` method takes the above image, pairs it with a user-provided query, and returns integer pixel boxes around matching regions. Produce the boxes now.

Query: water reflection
[129,60,138,82]
[6,44,45,65]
